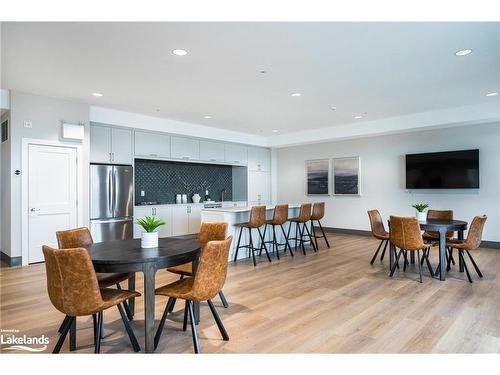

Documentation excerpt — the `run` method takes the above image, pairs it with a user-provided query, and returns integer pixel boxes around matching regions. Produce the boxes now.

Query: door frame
[21,138,83,266]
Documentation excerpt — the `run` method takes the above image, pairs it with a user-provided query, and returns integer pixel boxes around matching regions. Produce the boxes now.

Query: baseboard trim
[320,227,500,249]
[1,251,22,267]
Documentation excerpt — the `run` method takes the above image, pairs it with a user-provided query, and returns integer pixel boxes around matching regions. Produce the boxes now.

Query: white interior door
[28,144,78,263]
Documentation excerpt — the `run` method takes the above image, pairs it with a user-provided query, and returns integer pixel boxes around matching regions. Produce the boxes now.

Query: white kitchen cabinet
[134,131,171,158]
[248,171,271,205]
[224,143,247,165]
[222,201,248,208]
[171,204,203,236]
[133,205,172,239]
[171,136,200,161]
[188,205,202,234]
[199,140,225,163]
[90,124,132,165]
[248,146,271,172]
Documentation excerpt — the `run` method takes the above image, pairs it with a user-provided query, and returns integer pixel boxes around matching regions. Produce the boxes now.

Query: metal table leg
[438,229,447,281]
[142,263,156,353]
[128,274,136,316]
[458,230,464,272]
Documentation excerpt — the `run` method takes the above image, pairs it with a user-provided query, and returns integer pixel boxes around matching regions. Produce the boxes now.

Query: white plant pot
[417,211,427,222]
[141,231,159,248]
[192,194,201,203]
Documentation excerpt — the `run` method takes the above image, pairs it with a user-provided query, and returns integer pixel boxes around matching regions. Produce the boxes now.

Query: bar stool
[233,205,271,266]
[309,202,330,249]
[288,203,316,255]
[261,204,294,259]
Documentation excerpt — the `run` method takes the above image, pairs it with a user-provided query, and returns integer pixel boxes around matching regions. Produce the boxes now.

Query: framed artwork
[332,156,360,195]
[306,159,330,195]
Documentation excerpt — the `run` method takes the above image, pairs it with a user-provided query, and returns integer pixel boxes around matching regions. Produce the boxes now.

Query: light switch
[24,120,32,128]
[141,190,145,197]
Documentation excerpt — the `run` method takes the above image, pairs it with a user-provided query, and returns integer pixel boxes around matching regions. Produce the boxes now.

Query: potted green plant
[135,216,166,248]
[412,203,429,222]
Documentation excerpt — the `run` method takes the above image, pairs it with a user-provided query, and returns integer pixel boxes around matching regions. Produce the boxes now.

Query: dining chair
[154,236,234,353]
[43,245,141,353]
[446,215,487,283]
[55,227,135,337]
[166,222,230,309]
[367,210,390,264]
[389,216,435,283]
[288,203,316,255]
[309,202,330,249]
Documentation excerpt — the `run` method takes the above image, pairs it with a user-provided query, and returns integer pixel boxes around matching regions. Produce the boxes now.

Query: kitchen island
[201,204,301,260]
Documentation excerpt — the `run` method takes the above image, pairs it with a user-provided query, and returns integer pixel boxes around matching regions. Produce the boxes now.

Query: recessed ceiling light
[455,49,472,56]
[485,92,498,97]
[331,106,337,111]
[92,92,103,97]
[291,93,301,97]
[354,115,363,119]
[204,115,212,119]
[172,49,188,56]
[271,129,279,133]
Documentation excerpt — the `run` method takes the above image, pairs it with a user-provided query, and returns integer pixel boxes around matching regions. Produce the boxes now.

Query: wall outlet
[23,120,32,128]
[140,190,145,197]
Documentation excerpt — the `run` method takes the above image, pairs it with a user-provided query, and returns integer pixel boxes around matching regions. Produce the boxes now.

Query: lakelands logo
[1,329,49,352]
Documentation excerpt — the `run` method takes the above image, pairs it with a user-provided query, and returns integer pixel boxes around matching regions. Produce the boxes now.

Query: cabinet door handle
[109,152,112,162]
[233,160,239,164]
[149,153,158,157]
[210,158,217,162]
[182,156,189,160]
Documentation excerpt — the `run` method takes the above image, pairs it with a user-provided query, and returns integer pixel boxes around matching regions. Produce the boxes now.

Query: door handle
[30,208,40,212]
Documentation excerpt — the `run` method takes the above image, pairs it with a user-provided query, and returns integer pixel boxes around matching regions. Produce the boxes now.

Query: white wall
[3,91,90,258]
[1,109,11,256]
[276,122,500,242]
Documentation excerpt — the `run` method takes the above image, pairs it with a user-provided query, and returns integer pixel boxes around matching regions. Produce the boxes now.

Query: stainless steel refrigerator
[90,164,133,243]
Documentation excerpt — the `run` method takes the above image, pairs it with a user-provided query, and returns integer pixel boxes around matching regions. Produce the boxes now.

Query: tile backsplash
[135,159,233,204]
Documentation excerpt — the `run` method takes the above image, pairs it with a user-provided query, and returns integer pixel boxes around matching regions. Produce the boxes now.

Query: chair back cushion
[56,227,94,249]
[464,215,487,250]
[367,210,388,239]
[191,236,233,300]
[248,205,267,227]
[298,203,312,222]
[42,245,103,316]
[272,204,289,225]
[389,216,425,251]
[311,202,325,221]
[199,222,228,249]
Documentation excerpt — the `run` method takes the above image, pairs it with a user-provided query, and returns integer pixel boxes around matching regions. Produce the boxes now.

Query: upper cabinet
[248,146,271,172]
[171,136,200,161]
[134,131,171,158]
[90,124,132,165]
[224,143,247,165]
[199,140,225,163]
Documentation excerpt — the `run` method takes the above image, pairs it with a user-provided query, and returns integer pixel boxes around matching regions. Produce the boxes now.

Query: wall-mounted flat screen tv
[405,149,479,189]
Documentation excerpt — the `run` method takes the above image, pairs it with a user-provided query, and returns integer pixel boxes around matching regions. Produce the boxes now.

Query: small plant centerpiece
[135,216,166,248]
[412,203,429,222]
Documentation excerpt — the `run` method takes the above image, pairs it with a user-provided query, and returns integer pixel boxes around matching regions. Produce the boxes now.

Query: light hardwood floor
[1,233,499,354]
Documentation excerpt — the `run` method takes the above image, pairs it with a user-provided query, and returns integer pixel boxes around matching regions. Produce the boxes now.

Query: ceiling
[2,22,499,136]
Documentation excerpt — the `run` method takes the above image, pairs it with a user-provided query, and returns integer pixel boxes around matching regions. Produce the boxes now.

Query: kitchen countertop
[202,204,301,213]
[135,201,243,207]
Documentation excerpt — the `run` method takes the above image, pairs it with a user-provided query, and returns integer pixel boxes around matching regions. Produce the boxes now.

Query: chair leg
[168,295,177,313]
[380,240,388,261]
[298,223,306,255]
[281,224,294,256]
[459,250,473,283]
[311,222,319,250]
[249,228,257,267]
[424,249,435,277]
[403,250,409,272]
[58,315,70,334]
[318,220,330,248]
[207,299,229,341]
[154,297,176,349]
[370,240,384,265]
[465,251,483,278]
[187,300,201,354]
[417,251,423,283]
[117,303,140,352]
[53,315,73,353]
[390,250,403,277]
[303,223,317,252]
[69,315,77,351]
[218,290,229,308]
[259,224,267,256]
[182,300,189,331]
[257,227,272,262]
[233,227,244,262]
[272,225,280,260]
[94,312,103,353]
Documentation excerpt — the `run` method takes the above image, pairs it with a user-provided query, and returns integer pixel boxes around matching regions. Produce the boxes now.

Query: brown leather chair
[261,204,293,259]
[288,203,316,255]
[389,216,435,283]
[367,210,390,264]
[233,205,270,266]
[154,236,234,353]
[422,210,455,241]
[43,245,141,353]
[56,227,135,335]
[446,215,487,283]
[309,202,330,249]
[166,222,230,308]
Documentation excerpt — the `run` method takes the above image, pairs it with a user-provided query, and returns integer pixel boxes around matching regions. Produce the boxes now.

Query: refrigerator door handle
[91,218,133,224]
[108,168,113,217]
[113,167,118,218]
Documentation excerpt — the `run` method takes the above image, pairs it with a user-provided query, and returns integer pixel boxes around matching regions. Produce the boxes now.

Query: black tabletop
[418,219,468,231]
[87,237,200,273]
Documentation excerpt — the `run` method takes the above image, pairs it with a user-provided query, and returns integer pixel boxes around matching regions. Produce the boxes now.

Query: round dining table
[85,237,201,353]
[388,218,468,281]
